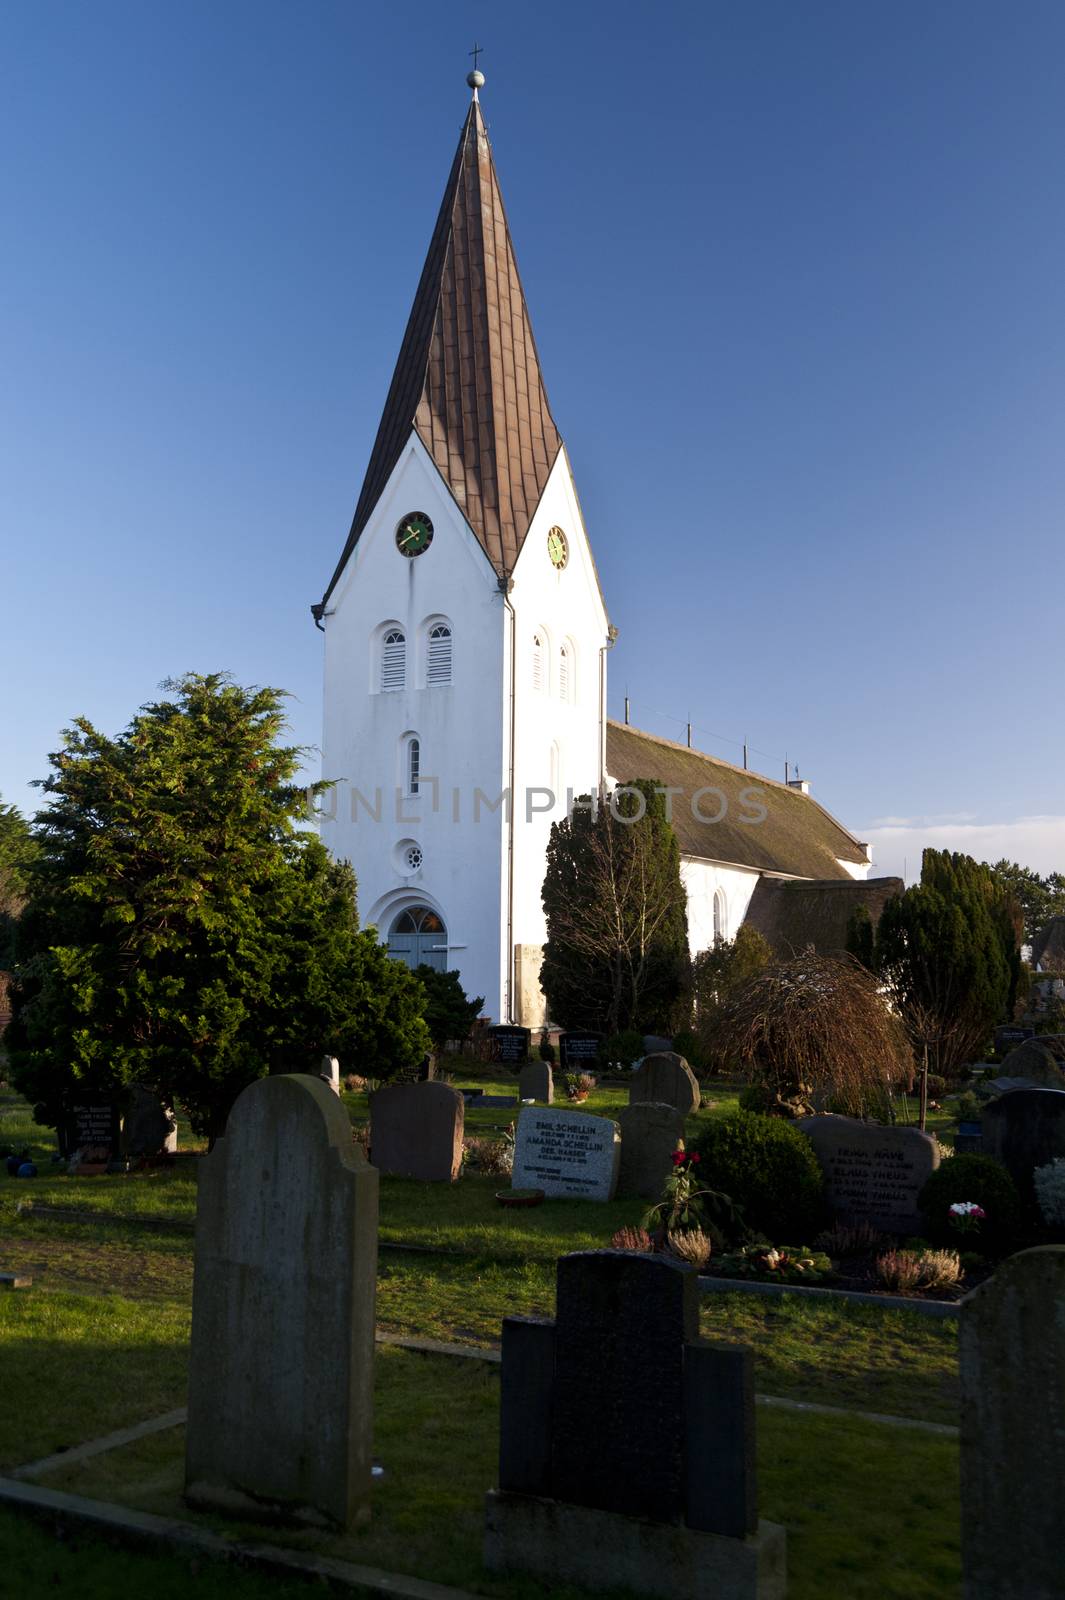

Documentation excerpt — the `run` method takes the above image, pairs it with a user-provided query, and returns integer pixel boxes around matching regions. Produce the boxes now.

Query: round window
[405,845,423,872]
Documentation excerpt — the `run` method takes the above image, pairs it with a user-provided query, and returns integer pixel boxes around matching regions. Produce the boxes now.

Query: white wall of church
[506,447,612,1023]
[319,435,510,1021]
[681,858,762,955]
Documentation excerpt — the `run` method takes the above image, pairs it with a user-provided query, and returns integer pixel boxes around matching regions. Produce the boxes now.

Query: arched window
[388,906,448,973]
[426,623,452,686]
[381,628,406,692]
[407,736,420,796]
[532,632,545,692]
[559,643,571,702]
[713,889,727,944]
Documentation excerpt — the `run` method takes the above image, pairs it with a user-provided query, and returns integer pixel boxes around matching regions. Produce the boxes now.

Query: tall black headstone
[489,1025,532,1067]
[559,1032,603,1069]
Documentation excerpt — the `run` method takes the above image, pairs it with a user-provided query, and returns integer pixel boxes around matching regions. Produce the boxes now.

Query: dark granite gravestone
[994,1024,1035,1054]
[559,1031,603,1069]
[629,1052,700,1117]
[486,1252,785,1599]
[981,1088,1065,1195]
[122,1087,177,1158]
[368,1081,465,1182]
[961,1247,1065,1600]
[997,1041,1065,1090]
[797,1114,938,1233]
[518,1061,553,1103]
[59,1101,121,1165]
[616,1102,685,1199]
[489,1025,532,1067]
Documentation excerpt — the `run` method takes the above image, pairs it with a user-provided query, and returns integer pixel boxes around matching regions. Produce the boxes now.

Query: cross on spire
[469,42,483,71]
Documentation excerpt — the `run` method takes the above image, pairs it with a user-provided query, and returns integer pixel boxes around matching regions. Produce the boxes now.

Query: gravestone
[518,1061,553,1104]
[997,1040,1065,1090]
[185,1074,378,1529]
[981,1088,1065,1195]
[558,1031,603,1070]
[512,1107,621,1200]
[122,1088,177,1158]
[960,1246,1065,1599]
[994,1024,1035,1054]
[369,1080,465,1182]
[61,1101,120,1169]
[797,1114,938,1233]
[617,1102,685,1199]
[643,1034,673,1054]
[489,1025,532,1067]
[320,1055,341,1094]
[485,1251,785,1600]
[630,1052,700,1117]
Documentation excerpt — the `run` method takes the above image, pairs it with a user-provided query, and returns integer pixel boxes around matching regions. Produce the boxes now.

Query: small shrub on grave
[563,1071,595,1102]
[598,1030,645,1072]
[689,1111,827,1240]
[813,1218,890,1260]
[538,1030,556,1065]
[917,1152,1021,1251]
[463,1134,515,1179]
[611,1225,653,1252]
[875,1249,925,1294]
[666,1228,713,1270]
[1033,1157,1065,1228]
[915,1248,963,1291]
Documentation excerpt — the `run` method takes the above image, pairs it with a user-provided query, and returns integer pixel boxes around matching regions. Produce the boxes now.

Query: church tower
[315,71,611,1026]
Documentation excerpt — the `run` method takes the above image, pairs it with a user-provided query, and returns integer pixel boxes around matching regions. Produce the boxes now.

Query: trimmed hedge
[917,1153,1021,1249]
[689,1111,826,1241]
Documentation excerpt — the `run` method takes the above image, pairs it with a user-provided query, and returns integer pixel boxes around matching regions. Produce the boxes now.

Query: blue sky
[2,0,1063,882]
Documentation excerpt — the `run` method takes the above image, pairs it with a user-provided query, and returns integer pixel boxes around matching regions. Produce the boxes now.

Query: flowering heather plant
[948,1201,987,1236]
[667,1229,713,1270]
[611,1226,653,1253]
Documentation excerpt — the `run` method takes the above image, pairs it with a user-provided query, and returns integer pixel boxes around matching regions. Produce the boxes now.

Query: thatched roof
[743,876,904,958]
[1033,917,1065,974]
[605,722,869,879]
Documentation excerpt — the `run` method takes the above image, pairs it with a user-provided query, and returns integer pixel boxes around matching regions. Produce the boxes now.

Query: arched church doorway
[388,906,448,972]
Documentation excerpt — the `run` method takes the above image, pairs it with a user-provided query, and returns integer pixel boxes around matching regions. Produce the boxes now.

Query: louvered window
[532,633,545,692]
[408,738,420,795]
[559,645,570,702]
[381,629,405,691]
[427,624,452,686]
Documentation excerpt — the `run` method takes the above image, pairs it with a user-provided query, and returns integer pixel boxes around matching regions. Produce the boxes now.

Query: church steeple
[320,79,563,604]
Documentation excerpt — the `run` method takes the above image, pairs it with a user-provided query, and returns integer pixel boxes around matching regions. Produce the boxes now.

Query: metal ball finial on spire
[467,42,485,98]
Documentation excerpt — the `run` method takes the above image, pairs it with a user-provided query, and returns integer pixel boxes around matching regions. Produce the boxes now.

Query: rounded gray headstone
[629,1053,700,1117]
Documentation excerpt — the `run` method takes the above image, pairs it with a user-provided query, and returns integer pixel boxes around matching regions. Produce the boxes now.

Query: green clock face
[396,511,434,557]
[547,525,568,569]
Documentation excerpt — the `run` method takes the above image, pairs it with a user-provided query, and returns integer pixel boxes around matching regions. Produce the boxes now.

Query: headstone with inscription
[61,1101,121,1169]
[485,1251,785,1600]
[185,1074,378,1530]
[518,1061,553,1104]
[994,1024,1035,1055]
[629,1052,700,1117]
[489,1025,532,1067]
[960,1246,1065,1600]
[617,1102,685,1199]
[797,1115,938,1234]
[512,1107,621,1200]
[559,1031,603,1069]
[981,1088,1065,1195]
[369,1080,465,1182]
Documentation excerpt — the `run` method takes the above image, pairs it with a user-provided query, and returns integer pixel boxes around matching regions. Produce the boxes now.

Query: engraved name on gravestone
[797,1115,940,1233]
[512,1107,621,1200]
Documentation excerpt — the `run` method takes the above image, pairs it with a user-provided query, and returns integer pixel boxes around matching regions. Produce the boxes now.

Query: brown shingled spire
[320,91,562,604]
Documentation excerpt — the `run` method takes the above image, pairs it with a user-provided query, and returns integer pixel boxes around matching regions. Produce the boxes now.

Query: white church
[314,74,893,1029]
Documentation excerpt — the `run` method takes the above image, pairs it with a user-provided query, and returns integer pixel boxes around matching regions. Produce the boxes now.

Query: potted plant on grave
[563,1071,595,1102]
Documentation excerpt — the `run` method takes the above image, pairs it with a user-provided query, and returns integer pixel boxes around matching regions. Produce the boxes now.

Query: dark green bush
[671,1030,707,1074]
[689,1111,826,1240]
[598,1030,645,1072]
[918,1154,1021,1250]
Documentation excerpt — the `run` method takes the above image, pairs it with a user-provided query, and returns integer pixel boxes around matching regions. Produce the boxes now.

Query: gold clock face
[396,511,434,557]
[547,525,568,569]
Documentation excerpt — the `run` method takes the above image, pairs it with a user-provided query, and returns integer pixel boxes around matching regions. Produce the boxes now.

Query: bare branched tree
[702,950,912,1117]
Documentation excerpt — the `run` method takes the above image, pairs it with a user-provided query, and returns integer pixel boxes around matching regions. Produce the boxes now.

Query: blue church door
[388,907,448,973]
